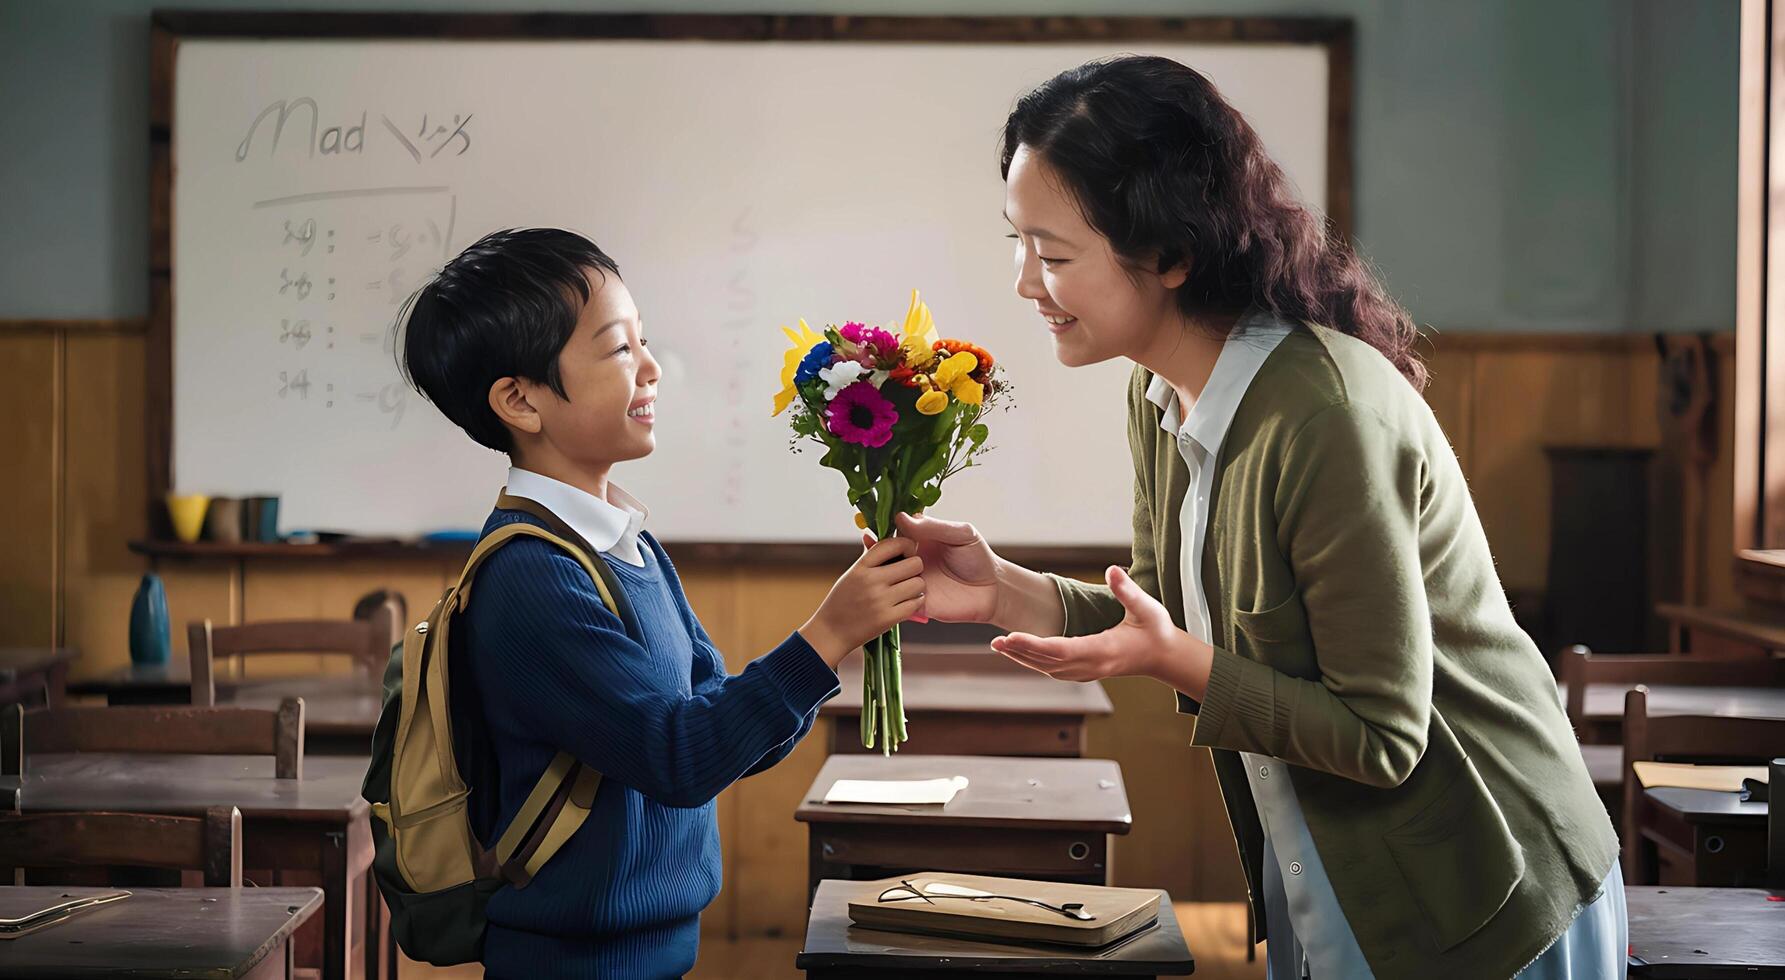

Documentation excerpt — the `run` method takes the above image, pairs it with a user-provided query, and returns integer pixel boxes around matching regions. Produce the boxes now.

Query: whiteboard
[173,37,1329,544]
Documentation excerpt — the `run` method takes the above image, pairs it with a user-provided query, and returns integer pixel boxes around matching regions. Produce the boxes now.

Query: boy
[399,228,924,977]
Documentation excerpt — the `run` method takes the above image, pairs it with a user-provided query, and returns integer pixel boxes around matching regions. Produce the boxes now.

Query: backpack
[361,496,635,964]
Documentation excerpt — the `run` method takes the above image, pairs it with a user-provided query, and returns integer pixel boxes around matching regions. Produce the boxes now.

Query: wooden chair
[0,806,243,887]
[1620,688,1785,883]
[352,588,408,656]
[188,617,385,708]
[1561,644,1785,741]
[1,698,305,779]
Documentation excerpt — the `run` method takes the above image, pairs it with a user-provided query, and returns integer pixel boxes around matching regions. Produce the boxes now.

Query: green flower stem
[889,623,906,743]
[876,634,892,756]
[861,633,875,749]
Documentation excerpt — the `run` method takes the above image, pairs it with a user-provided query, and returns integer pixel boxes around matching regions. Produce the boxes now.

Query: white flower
[819,360,866,400]
[867,369,890,389]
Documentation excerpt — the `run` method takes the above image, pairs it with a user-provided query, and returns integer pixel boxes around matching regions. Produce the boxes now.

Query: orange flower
[933,339,994,374]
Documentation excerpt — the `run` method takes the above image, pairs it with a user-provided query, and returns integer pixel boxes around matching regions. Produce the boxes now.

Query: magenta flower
[841,321,901,360]
[825,381,898,447]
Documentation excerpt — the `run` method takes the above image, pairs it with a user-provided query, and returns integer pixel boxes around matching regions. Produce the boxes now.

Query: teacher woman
[898,56,1623,980]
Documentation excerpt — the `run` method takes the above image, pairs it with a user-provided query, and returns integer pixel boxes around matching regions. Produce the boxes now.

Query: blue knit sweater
[450,507,840,978]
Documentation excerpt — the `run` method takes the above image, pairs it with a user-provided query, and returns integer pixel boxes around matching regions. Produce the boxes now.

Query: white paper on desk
[822,776,969,805]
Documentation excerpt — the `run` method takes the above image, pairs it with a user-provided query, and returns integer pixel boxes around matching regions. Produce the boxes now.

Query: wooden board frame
[145,10,1355,562]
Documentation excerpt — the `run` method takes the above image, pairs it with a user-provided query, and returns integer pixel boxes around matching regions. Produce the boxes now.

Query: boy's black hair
[397,228,621,453]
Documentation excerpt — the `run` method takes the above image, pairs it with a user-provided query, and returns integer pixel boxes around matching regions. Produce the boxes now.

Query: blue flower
[795,341,834,384]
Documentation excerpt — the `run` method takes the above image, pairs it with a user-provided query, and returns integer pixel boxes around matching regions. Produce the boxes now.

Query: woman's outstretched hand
[992,565,1207,691]
[890,512,1003,624]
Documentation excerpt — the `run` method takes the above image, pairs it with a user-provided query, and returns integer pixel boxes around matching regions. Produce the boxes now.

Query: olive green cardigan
[1052,324,1617,980]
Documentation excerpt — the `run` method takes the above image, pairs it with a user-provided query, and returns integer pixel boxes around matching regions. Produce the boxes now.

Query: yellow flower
[951,377,985,405]
[773,319,826,416]
[901,334,937,369]
[854,512,870,529]
[932,351,978,389]
[899,289,939,365]
[915,389,949,415]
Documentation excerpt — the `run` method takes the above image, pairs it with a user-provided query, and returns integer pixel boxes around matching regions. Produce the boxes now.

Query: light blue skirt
[1263,852,1627,979]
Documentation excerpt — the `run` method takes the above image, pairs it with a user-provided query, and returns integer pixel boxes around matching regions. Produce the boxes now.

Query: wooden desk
[797,878,1192,978]
[70,664,383,755]
[823,649,1113,757]
[1627,886,1785,977]
[70,661,199,704]
[796,755,1131,901]
[228,677,383,755]
[1,753,380,980]
[0,886,323,979]
[1657,603,1785,658]
[0,648,78,708]
[1559,682,1785,742]
[1632,786,1770,887]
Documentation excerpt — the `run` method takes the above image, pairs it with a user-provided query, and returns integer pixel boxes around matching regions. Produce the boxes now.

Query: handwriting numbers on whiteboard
[420,113,472,157]
[277,370,312,400]
[381,112,474,163]
[279,268,312,300]
[278,319,312,350]
[282,218,316,257]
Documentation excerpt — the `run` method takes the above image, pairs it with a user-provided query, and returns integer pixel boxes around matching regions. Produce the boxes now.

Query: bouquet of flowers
[773,290,1008,753]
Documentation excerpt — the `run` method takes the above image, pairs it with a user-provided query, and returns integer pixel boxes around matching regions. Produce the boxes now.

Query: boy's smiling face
[505,269,659,472]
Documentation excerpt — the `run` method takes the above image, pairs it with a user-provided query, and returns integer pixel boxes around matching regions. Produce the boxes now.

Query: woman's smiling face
[1004,143,1187,369]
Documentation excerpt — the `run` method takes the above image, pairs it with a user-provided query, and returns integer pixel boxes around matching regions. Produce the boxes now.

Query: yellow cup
[165,493,211,544]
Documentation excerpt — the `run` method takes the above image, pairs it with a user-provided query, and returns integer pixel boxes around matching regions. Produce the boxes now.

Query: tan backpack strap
[455,522,586,602]
[459,514,621,888]
[509,764,603,885]
[493,751,578,866]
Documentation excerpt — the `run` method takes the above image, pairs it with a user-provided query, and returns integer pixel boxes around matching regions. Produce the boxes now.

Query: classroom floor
[395,902,1264,980]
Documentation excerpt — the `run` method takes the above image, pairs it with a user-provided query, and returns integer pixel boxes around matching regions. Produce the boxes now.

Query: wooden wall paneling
[676,563,741,942]
[1468,343,1662,592]
[157,562,241,669]
[1421,344,1477,474]
[726,565,838,939]
[61,332,151,682]
[0,334,61,651]
[240,561,447,674]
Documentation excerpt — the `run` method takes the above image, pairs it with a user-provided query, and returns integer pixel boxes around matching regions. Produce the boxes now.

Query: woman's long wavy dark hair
[1001,56,1426,389]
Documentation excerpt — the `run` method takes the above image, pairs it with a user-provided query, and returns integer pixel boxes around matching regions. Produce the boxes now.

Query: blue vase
[129,572,171,665]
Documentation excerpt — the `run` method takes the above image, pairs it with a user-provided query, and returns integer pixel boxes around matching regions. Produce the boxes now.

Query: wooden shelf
[129,539,469,561]
[129,538,1129,568]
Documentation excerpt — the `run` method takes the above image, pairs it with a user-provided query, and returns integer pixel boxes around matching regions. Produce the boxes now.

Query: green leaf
[931,401,961,439]
[917,484,942,507]
[873,473,894,534]
[911,446,948,486]
[967,423,989,447]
